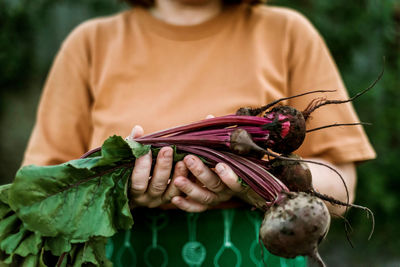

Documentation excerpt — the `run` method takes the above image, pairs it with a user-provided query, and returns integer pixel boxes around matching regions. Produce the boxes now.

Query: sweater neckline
[133,4,244,41]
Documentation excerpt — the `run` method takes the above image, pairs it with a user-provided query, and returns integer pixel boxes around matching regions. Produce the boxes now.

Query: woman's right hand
[127,125,188,208]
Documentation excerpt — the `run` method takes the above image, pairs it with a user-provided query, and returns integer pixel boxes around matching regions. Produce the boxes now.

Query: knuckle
[131,183,147,194]
[157,156,172,167]
[149,182,167,196]
[132,163,151,178]
[183,184,194,194]
[185,157,203,176]
[202,193,215,205]
[208,179,224,192]
[191,164,206,178]
[175,179,193,194]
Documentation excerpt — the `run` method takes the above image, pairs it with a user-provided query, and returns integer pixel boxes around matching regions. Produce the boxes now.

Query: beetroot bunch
[81,84,378,267]
[128,101,330,265]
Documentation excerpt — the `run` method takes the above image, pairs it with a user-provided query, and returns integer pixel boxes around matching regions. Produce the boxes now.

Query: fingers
[183,155,227,193]
[173,157,234,210]
[171,196,208,213]
[173,176,222,205]
[130,151,152,196]
[147,147,173,197]
[130,146,185,209]
[163,161,188,202]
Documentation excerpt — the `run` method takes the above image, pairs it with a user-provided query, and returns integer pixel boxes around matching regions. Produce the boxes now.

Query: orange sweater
[23,4,375,166]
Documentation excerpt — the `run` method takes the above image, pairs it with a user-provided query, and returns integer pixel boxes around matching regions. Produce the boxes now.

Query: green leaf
[0,225,42,257]
[152,145,187,162]
[10,165,133,242]
[0,184,12,202]
[20,254,40,267]
[0,214,20,241]
[0,135,151,264]
[125,139,151,158]
[0,185,45,266]
[8,135,135,242]
[112,170,134,230]
[2,253,45,267]
[70,237,112,267]
[0,226,28,255]
[13,230,42,257]
[44,236,71,256]
[69,135,138,169]
[0,211,45,265]
[0,184,12,220]
[0,203,11,221]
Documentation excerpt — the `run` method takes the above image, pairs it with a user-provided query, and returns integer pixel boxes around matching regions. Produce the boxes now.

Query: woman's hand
[128,126,188,209]
[172,155,266,212]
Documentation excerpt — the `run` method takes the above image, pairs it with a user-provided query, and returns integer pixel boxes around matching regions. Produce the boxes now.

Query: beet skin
[260,192,330,267]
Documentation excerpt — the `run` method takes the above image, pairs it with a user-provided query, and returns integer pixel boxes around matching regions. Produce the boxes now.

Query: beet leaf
[0,136,151,266]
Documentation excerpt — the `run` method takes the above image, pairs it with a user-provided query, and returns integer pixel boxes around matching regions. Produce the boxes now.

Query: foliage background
[1,0,399,266]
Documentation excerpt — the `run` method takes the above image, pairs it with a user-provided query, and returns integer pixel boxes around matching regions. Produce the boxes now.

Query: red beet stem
[137,115,275,139]
[138,126,272,149]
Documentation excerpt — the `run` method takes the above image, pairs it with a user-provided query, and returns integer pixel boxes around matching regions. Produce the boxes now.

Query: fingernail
[185,156,195,167]
[130,127,137,137]
[216,164,225,175]
[163,148,173,157]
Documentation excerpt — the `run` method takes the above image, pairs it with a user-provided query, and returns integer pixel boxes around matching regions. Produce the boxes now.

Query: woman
[23,0,375,265]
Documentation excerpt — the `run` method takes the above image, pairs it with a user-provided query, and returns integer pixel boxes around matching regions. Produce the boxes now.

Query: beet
[262,106,306,154]
[269,154,313,192]
[260,192,330,267]
[229,128,265,157]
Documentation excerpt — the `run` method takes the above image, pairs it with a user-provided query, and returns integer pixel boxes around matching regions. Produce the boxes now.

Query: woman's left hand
[172,155,266,212]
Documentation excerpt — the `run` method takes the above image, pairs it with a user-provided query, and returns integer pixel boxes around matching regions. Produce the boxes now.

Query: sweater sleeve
[284,11,376,164]
[22,23,94,166]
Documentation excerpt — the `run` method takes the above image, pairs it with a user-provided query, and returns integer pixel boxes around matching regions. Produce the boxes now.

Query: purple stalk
[137,115,276,139]
[180,126,270,137]
[226,152,288,192]
[139,135,230,147]
[138,125,271,150]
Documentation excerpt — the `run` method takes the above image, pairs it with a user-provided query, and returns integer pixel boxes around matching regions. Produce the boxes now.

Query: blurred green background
[1,0,399,266]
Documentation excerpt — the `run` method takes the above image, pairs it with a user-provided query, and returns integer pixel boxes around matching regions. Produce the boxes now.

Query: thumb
[215,163,266,209]
[215,163,244,193]
[126,125,144,140]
